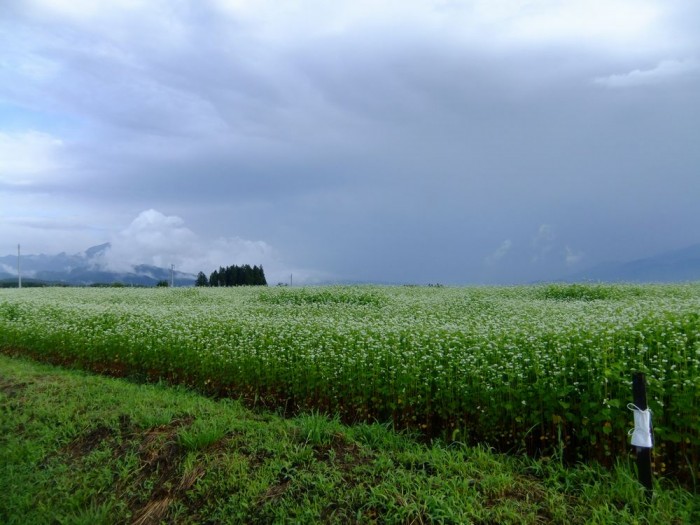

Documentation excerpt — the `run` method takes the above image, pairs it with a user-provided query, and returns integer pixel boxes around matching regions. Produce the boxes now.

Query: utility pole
[290,273,293,287]
[170,264,175,288]
[17,244,22,289]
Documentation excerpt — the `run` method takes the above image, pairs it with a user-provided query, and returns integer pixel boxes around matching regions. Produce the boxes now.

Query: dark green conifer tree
[195,272,209,287]
[199,264,267,287]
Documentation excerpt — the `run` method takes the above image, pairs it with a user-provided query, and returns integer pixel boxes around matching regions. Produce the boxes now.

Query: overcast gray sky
[1,0,699,284]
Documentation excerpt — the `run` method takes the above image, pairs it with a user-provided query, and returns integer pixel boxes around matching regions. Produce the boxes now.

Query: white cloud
[485,239,512,265]
[1,263,17,276]
[534,224,556,243]
[25,0,150,22]
[1,261,35,278]
[564,245,584,266]
[98,209,319,284]
[495,0,659,46]
[594,58,700,88]
[219,0,667,59]
[21,0,668,58]
[531,224,556,263]
[101,209,196,272]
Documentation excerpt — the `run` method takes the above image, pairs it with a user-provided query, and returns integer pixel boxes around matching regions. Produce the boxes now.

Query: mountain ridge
[0,243,195,286]
[2,242,700,286]
[562,243,700,283]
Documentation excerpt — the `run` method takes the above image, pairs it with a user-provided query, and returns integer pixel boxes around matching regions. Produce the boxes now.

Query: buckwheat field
[1,284,698,481]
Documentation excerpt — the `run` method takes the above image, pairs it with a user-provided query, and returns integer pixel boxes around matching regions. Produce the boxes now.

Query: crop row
[0,284,698,481]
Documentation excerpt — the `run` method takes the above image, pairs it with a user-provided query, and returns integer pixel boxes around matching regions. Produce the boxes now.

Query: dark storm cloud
[1,1,699,283]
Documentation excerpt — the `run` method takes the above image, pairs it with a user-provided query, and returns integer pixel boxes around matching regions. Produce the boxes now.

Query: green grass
[1,354,698,524]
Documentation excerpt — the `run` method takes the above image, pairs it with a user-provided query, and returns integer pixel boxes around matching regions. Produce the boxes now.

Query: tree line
[195,264,267,287]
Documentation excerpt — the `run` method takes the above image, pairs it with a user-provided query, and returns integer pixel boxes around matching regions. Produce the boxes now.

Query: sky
[1,0,699,285]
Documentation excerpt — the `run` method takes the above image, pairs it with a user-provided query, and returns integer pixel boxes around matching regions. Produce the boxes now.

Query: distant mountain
[0,243,196,286]
[564,243,700,283]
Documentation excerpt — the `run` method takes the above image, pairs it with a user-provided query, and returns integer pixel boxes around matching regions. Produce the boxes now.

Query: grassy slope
[1,355,697,525]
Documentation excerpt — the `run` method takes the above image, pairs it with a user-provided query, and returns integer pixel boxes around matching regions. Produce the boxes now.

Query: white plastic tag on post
[627,403,653,448]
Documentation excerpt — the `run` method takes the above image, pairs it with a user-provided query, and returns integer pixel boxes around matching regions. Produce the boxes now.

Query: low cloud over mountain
[1,209,322,286]
[0,242,195,286]
[3,239,700,286]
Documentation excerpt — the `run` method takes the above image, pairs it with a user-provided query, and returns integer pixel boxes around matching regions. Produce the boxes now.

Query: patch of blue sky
[0,100,84,138]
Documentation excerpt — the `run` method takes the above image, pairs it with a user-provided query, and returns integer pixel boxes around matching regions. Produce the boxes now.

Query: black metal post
[632,372,653,500]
